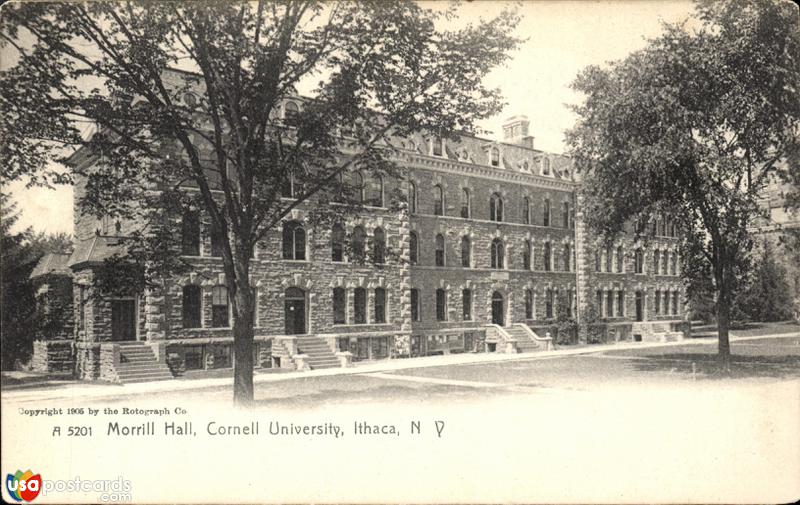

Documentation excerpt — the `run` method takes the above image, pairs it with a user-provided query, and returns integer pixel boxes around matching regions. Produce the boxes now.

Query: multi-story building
[31,95,688,382]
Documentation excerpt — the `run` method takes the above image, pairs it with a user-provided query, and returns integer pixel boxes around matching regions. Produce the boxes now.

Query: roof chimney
[502,115,534,149]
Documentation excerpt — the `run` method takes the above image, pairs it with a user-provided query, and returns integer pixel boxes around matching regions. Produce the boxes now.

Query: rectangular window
[354,288,366,324]
[436,289,447,321]
[562,202,570,228]
[673,292,679,315]
[617,291,624,317]
[546,289,554,319]
[79,285,87,332]
[606,290,614,318]
[184,346,204,370]
[617,246,623,273]
[212,286,229,328]
[663,291,670,316]
[596,290,603,317]
[333,288,346,324]
[374,288,386,324]
[410,289,420,322]
[462,289,472,321]
[182,286,202,329]
[210,219,225,258]
[655,290,661,315]
[606,247,613,272]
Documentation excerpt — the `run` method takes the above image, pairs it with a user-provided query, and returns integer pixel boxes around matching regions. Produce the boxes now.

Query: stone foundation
[30,340,75,374]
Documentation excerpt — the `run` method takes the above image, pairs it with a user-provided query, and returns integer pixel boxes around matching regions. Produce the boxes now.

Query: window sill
[332,323,395,328]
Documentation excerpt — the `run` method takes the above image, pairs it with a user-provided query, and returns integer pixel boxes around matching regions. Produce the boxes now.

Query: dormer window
[284,101,299,121]
[490,147,500,167]
[431,136,444,157]
[542,158,551,176]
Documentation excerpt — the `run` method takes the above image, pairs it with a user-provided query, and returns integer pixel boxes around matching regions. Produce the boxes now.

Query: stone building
[31,94,688,383]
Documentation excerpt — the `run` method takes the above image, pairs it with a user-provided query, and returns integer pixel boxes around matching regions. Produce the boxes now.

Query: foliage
[567,0,800,369]
[0,1,521,402]
[0,195,73,369]
[736,238,795,322]
[0,195,37,369]
[554,290,578,345]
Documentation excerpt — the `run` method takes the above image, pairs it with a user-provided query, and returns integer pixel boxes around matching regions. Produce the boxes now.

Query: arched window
[211,285,229,328]
[543,242,552,272]
[617,246,624,272]
[524,289,533,319]
[606,245,613,272]
[491,238,504,269]
[461,188,470,218]
[545,288,554,318]
[435,234,445,266]
[543,199,551,227]
[523,197,531,225]
[654,249,660,274]
[563,244,571,271]
[182,285,201,329]
[489,193,503,222]
[373,228,385,264]
[635,248,644,274]
[181,209,200,256]
[368,174,383,207]
[332,287,346,324]
[461,236,471,267]
[543,158,551,175]
[409,231,419,265]
[284,101,299,121]
[331,224,345,262]
[408,182,417,214]
[354,287,366,324]
[282,220,306,260]
[662,250,669,275]
[352,172,365,203]
[562,202,570,228]
[374,288,386,323]
[490,147,500,167]
[670,253,677,275]
[352,226,366,261]
[672,292,679,315]
[523,239,532,270]
[433,185,444,216]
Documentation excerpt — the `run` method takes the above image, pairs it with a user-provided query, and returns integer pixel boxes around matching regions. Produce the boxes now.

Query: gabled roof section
[68,235,127,270]
[30,253,72,279]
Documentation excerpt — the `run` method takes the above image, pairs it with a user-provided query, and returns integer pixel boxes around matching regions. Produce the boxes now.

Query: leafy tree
[0,1,521,402]
[736,238,794,322]
[0,195,38,369]
[567,0,800,371]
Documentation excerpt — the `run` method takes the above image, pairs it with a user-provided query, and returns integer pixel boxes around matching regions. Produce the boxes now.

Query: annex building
[31,92,688,383]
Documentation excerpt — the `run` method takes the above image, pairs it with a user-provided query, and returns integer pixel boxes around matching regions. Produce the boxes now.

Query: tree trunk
[715,263,733,373]
[232,286,255,405]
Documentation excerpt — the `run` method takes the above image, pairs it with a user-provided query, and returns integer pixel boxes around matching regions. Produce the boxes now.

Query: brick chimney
[502,115,534,149]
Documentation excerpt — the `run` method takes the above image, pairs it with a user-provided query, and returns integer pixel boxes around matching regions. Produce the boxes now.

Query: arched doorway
[491,291,504,326]
[284,287,306,335]
[635,291,644,322]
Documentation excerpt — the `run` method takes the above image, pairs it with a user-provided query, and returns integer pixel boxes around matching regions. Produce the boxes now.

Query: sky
[3,0,695,235]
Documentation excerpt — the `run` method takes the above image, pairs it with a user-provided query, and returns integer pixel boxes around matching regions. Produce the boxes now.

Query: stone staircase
[117,342,174,384]
[504,326,541,353]
[294,336,340,370]
[634,322,685,343]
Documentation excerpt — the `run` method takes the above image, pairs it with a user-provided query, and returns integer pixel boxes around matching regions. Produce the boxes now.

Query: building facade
[31,101,688,382]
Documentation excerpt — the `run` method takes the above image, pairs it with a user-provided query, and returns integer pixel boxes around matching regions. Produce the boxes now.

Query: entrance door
[284,288,306,335]
[635,291,644,322]
[491,291,504,326]
[111,299,137,341]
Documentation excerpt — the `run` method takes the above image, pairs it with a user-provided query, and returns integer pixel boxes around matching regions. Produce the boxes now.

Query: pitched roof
[30,253,72,279]
[68,235,127,269]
